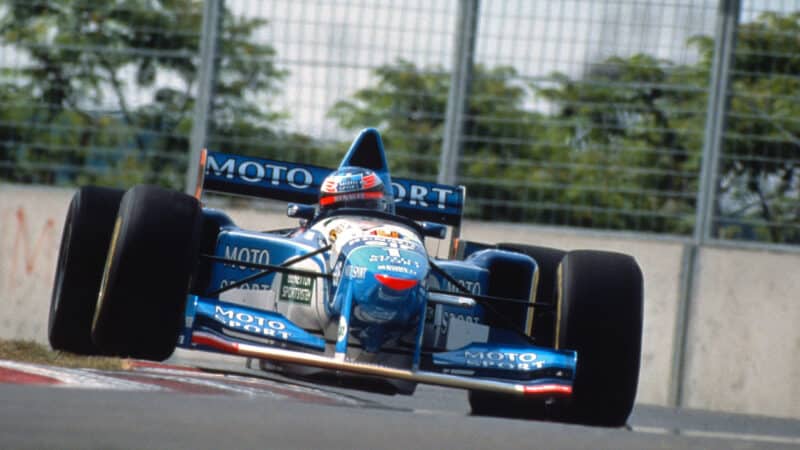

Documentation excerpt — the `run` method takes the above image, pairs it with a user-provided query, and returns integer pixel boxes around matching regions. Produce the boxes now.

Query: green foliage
[328,62,545,199]
[532,53,707,233]
[329,60,450,179]
[534,11,800,242]
[329,12,799,243]
[0,0,316,189]
[716,12,800,243]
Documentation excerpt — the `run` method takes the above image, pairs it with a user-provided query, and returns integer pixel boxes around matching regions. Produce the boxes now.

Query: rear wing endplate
[200,151,466,227]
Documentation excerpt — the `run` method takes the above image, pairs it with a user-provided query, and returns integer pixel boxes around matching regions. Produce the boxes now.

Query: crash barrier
[1,184,797,419]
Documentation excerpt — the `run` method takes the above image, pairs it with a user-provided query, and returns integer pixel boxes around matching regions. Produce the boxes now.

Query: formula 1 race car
[48,128,643,427]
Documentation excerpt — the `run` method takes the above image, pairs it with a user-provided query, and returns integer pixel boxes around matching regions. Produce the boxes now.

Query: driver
[319,167,391,213]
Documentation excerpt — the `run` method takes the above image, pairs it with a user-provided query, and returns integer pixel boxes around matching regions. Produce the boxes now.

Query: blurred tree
[330,12,798,243]
[329,61,546,219]
[0,0,318,189]
[533,54,706,234]
[329,60,450,179]
[538,11,799,242]
[697,11,800,243]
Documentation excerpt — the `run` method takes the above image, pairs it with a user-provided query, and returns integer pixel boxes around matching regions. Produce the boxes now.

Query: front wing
[178,295,577,397]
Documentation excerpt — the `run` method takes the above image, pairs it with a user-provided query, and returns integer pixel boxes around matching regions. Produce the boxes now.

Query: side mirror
[287,203,316,221]
[419,221,447,239]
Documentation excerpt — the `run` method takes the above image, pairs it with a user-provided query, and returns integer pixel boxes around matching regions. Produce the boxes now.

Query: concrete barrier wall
[684,247,800,419]
[0,186,73,344]
[1,184,798,419]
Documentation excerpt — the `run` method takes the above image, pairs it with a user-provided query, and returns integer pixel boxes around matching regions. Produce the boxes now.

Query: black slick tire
[48,186,124,355]
[556,250,643,427]
[91,185,202,361]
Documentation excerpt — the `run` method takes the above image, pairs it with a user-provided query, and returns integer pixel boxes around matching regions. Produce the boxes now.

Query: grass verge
[0,339,126,371]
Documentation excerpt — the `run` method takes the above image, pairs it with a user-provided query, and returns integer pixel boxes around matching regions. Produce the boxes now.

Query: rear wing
[199,151,466,227]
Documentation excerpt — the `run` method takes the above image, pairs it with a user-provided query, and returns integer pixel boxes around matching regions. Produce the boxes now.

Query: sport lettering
[462,350,544,370]
[213,306,291,340]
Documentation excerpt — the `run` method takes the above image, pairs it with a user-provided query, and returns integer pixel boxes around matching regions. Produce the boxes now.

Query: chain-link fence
[0,0,798,245]
[0,0,203,188]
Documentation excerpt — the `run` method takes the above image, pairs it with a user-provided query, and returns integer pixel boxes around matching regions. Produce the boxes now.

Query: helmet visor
[320,190,385,211]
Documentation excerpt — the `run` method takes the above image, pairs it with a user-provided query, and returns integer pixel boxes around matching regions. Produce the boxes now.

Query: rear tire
[556,250,643,427]
[48,186,124,355]
[91,185,202,360]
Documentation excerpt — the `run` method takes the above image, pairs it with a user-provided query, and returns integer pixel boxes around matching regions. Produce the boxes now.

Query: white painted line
[682,429,800,446]
[633,425,800,446]
[0,361,161,391]
[125,371,286,398]
[632,426,672,435]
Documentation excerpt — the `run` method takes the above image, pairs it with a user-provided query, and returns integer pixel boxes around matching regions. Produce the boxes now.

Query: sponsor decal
[206,153,463,213]
[364,239,387,247]
[377,264,417,275]
[346,265,367,279]
[369,254,421,268]
[425,305,482,333]
[332,263,367,287]
[207,155,313,189]
[214,305,291,340]
[439,312,481,335]
[279,274,315,304]
[321,171,379,193]
[369,228,401,239]
[331,260,343,286]
[391,182,455,210]
[218,279,270,290]
[340,236,421,257]
[463,350,545,371]
[327,222,355,244]
[223,246,270,270]
[428,275,482,295]
[444,279,482,295]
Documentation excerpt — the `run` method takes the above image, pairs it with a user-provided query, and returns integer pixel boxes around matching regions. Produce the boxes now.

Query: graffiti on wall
[2,206,59,296]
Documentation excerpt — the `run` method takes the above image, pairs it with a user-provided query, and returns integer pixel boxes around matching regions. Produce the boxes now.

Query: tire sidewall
[557,250,643,426]
[48,186,124,355]
[92,185,202,360]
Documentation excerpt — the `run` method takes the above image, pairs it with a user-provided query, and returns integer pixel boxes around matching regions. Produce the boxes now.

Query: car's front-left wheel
[49,186,125,355]
[91,185,203,361]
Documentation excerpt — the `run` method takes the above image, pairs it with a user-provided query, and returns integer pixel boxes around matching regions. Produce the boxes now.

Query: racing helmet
[319,167,389,212]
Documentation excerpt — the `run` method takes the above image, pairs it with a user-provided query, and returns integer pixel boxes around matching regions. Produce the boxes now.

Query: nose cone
[331,240,428,326]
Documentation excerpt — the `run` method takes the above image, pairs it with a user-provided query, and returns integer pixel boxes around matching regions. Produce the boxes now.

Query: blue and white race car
[49,128,643,426]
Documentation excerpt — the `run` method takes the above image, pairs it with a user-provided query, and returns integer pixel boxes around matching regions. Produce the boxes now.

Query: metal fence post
[669,0,740,408]
[185,0,222,194]
[438,0,479,185]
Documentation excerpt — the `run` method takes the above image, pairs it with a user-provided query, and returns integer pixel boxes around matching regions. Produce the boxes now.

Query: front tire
[48,186,124,355]
[91,185,202,360]
[556,250,643,426]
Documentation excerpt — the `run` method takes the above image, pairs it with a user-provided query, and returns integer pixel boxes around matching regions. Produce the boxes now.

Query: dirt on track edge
[0,339,127,371]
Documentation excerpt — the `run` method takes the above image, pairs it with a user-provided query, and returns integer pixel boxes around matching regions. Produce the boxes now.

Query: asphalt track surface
[1,353,798,449]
